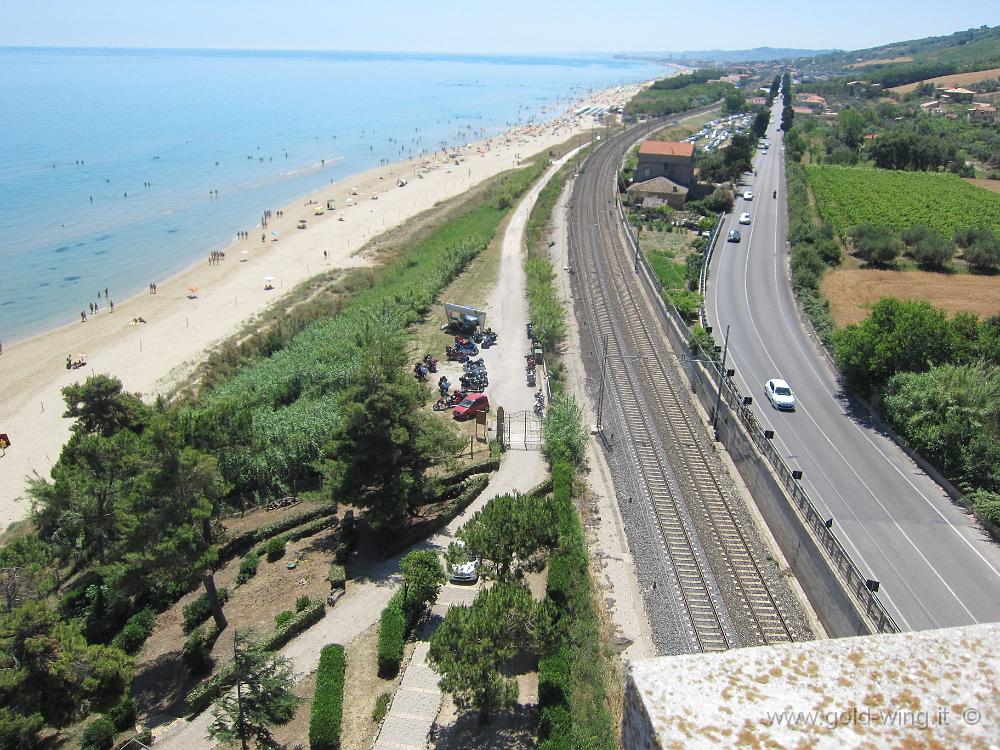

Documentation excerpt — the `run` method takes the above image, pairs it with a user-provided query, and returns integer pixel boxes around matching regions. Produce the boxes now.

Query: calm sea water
[0,48,666,342]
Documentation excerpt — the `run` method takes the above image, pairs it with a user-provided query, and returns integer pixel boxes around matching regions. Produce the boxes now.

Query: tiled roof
[638,140,695,158]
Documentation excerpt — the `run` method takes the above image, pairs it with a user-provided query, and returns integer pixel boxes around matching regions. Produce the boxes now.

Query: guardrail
[613,165,898,635]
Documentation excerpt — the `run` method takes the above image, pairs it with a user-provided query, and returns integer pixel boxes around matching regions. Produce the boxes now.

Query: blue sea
[0,48,667,342]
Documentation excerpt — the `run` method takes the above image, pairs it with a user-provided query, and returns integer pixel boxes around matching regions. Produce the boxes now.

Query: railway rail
[568,118,798,650]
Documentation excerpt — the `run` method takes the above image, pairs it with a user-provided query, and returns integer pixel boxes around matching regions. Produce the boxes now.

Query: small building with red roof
[635,140,695,188]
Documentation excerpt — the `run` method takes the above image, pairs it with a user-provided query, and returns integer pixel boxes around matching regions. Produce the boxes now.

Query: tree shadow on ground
[433,703,537,750]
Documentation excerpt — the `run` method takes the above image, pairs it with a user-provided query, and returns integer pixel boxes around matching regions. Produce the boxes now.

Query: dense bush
[883,364,1000,493]
[264,536,287,562]
[261,598,325,653]
[377,603,406,677]
[309,644,346,750]
[275,610,295,629]
[236,550,260,585]
[296,594,312,612]
[182,625,217,675]
[81,717,115,750]
[106,693,136,731]
[182,588,230,633]
[970,490,1000,524]
[526,255,567,352]
[111,606,156,654]
[832,298,956,395]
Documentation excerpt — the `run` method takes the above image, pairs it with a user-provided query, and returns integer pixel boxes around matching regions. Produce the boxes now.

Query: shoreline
[0,81,649,532]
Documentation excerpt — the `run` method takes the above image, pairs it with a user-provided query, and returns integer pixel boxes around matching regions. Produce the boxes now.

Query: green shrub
[81,717,115,750]
[334,541,350,565]
[296,594,312,612]
[182,588,230,633]
[261,598,326,653]
[327,563,347,590]
[182,626,217,675]
[107,693,136,731]
[275,610,295,629]
[111,606,156,654]
[309,644,346,750]
[236,550,260,585]
[265,536,287,562]
[970,490,1000,524]
[218,504,337,561]
[377,604,406,677]
[372,692,391,724]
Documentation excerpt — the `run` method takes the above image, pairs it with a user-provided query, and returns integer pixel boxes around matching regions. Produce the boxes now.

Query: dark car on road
[727,229,741,243]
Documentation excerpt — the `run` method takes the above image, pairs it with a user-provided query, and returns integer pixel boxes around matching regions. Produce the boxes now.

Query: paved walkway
[373,585,478,750]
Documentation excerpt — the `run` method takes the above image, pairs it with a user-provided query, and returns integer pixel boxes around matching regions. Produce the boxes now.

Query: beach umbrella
[188,287,198,293]
[264,276,275,282]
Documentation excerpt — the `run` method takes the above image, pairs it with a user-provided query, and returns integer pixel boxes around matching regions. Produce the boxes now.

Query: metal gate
[501,409,543,450]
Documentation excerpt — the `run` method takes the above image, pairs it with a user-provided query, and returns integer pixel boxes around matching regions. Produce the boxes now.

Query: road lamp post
[711,324,731,433]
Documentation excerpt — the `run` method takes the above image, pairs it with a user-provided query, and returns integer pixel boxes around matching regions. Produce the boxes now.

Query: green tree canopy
[832,297,956,394]
[399,549,445,618]
[428,583,550,723]
[0,602,131,746]
[458,493,557,581]
[208,630,301,750]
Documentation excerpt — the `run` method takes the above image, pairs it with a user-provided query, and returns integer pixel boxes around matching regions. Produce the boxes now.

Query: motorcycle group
[430,329,498,410]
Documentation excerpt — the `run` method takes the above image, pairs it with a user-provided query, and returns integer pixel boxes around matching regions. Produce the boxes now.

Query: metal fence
[615,188,899,635]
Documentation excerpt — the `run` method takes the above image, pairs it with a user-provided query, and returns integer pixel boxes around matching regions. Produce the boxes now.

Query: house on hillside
[920,100,945,115]
[626,176,689,210]
[795,93,827,109]
[942,87,975,103]
[792,106,812,116]
[968,102,998,123]
[635,140,695,188]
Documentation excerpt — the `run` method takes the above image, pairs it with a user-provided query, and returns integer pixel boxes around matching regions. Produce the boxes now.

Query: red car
[453,393,490,420]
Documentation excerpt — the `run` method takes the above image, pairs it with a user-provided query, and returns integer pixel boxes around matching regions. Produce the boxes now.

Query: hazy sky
[1,0,997,54]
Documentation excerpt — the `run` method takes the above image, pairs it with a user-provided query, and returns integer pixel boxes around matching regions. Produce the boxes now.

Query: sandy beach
[0,82,646,531]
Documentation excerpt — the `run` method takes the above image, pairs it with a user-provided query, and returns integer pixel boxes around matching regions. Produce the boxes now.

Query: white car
[739,212,752,225]
[448,540,480,583]
[743,191,754,200]
[765,378,797,411]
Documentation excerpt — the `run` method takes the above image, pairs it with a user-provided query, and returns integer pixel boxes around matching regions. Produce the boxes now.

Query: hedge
[377,601,406,677]
[218,503,338,561]
[309,644,346,750]
[384,474,490,555]
[327,563,347,590]
[186,599,326,714]
[537,456,616,750]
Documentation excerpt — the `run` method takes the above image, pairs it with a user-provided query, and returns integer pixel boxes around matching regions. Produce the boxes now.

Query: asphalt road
[705,99,1000,631]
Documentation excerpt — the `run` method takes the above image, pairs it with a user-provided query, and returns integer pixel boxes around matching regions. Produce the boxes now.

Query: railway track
[568,118,796,650]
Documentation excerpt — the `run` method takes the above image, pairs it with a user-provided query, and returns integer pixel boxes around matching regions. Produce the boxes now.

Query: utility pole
[596,334,610,431]
[711,324,731,433]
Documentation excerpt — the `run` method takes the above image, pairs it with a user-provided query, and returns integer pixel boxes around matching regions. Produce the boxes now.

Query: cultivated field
[848,55,913,69]
[966,178,1000,194]
[805,165,1000,236]
[820,268,1000,326]
[890,66,1000,94]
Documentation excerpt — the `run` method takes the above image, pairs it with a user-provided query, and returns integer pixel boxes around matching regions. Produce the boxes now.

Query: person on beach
[80,310,87,322]
[323,250,328,260]
[109,299,114,312]
[105,287,109,298]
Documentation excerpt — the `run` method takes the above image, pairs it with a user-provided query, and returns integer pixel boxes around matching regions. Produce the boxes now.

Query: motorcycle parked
[433,390,467,411]
[445,345,469,362]
[438,376,451,396]
[413,362,429,381]
[423,354,438,373]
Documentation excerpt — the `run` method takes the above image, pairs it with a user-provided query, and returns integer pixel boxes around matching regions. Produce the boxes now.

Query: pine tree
[208,630,301,750]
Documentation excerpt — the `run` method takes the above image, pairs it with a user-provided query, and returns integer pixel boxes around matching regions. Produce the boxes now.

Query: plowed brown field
[820,268,1000,326]
[891,67,1000,94]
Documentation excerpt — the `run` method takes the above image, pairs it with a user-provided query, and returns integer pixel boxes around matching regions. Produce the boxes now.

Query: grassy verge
[786,160,838,343]
[526,161,618,745]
